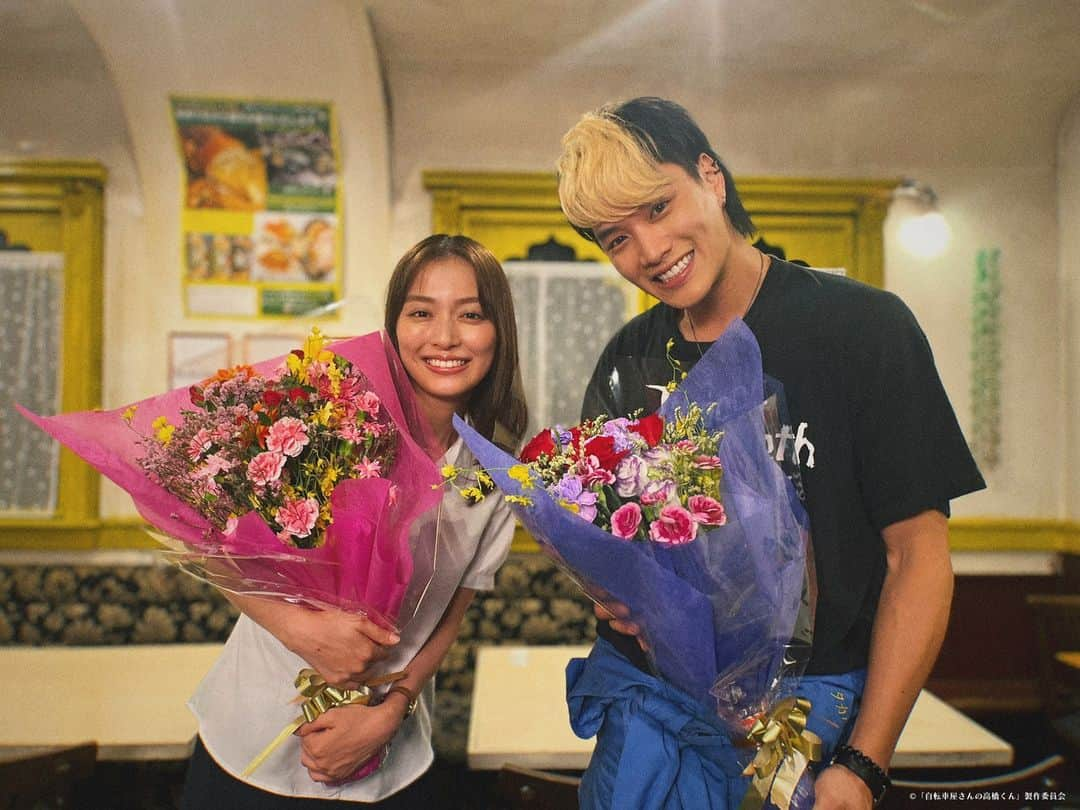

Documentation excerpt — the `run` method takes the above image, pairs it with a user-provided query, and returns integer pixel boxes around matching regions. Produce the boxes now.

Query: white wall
[2,1,1074,522]
[3,0,392,516]
[388,67,1066,519]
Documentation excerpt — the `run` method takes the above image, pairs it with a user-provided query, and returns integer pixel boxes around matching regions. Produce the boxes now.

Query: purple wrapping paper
[454,319,812,722]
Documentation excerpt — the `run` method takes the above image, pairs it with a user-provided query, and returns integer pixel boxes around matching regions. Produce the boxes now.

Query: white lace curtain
[504,261,635,438]
[0,252,64,515]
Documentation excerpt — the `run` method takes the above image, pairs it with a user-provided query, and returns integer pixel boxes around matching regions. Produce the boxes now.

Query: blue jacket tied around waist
[568,640,866,810]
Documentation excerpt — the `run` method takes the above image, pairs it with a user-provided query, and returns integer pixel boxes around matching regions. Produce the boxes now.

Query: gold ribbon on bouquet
[241,667,407,778]
[738,696,823,810]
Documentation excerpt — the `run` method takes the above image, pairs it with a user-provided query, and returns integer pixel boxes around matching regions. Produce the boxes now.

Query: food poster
[171,97,342,318]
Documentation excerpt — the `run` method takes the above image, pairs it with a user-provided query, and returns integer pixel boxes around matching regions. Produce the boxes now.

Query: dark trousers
[181,736,438,809]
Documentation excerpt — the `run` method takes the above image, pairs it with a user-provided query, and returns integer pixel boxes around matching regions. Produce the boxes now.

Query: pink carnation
[247,450,286,486]
[187,428,213,461]
[610,502,642,540]
[266,417,309,457]
[693,455,723,470]
[276,497,319,539]
[648,504,698,545]
[688,494,726,527]
[580,454,615,487]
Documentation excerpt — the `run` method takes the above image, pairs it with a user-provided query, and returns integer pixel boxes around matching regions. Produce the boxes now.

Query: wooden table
[1,644,222,761]
[1055,651,1080,670]
[467,645,1014,770]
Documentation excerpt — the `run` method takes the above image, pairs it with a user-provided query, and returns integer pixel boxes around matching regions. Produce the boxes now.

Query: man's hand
[813,764,873,810]
[283,608,400,689]
[297,703,401,783]
[592,597,649,652]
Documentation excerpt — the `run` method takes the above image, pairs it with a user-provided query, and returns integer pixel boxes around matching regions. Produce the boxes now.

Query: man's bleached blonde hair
[556,106,672,234]
[556,98,756,242]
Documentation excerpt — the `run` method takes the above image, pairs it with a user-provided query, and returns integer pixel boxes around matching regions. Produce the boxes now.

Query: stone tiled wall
[0,552,596,762]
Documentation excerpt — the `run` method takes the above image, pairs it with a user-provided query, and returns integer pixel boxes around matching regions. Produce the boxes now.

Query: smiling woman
[384,234,528,450]
[181,235,530,808]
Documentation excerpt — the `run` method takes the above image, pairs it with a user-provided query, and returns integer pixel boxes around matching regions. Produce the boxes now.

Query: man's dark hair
[608,97,755,237]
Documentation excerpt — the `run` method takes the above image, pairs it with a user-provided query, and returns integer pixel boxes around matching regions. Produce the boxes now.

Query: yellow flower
[559,499,580,515]
[152,416,174,444]
[460,486,485,504]
[303,327,328,361]
[441,464,460,481]
[508,465,534,489]
[320,466,340,497]
[313,402,334,426]
[122,405,137,423]
[475,469,494,489]
[285,352,305,378]
[505,494,534,507]
[325,361,343,397]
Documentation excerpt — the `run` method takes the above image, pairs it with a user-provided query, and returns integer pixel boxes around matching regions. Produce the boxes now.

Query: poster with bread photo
[171,97,341,319]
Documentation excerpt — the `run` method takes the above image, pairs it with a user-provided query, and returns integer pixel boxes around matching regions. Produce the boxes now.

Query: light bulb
[898,211,951,259]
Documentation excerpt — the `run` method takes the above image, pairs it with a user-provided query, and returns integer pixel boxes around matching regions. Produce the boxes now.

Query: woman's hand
[296,703,403,783]
[283,608,400,689]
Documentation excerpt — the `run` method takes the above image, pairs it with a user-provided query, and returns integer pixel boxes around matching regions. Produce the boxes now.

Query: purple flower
[551,475,598,523]
[610,502,643,540]
[640,478,677,506]
[614,455,649,498]
[601,418,634,452]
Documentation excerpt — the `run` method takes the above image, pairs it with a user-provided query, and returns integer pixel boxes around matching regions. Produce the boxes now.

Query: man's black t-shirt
[582,259,986,676]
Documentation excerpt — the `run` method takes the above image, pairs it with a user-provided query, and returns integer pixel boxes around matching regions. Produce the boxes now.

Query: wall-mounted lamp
[894,178,951,259]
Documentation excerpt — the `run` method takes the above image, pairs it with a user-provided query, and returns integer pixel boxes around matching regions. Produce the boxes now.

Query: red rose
[288,387,308,403]
[520,429,556,463]
[262,390,284,408]
[581,434,629,471]
[629,413,664,447]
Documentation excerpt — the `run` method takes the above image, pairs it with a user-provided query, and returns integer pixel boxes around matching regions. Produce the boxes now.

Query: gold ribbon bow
[241,667,407,778]
[738,696,823,810]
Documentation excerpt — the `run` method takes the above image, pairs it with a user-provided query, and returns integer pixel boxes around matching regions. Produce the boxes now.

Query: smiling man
[557,98,985,810]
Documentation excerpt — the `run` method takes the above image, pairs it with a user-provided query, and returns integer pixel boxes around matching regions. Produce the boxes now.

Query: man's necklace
[684,249,768,359]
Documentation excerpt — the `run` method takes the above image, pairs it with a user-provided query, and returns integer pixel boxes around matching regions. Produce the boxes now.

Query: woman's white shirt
[188,436,514,800]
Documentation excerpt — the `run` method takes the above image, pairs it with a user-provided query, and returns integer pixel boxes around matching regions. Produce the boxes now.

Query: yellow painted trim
[0,516,1074,554]
[511,519,1080,556]
[0,519,154,550]
[948,518,1080,554]
[423,171,896,288]
[1,161,105,539]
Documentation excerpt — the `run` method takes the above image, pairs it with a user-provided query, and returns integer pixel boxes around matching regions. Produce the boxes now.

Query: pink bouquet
[20,328,442,623]
[20,329,443,780]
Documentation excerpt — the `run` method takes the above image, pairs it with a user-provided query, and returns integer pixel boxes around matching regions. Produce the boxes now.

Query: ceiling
[365,0,1080,79]
[364,0,1080,172]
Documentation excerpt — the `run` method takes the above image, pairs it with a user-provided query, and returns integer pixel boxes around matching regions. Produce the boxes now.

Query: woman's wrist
[381,684,418,720]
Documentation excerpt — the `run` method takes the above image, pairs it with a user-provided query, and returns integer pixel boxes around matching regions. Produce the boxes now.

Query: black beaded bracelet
[830,744,891,806]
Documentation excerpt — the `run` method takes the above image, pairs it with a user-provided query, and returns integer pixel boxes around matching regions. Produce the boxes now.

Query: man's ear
[697,153,725,205]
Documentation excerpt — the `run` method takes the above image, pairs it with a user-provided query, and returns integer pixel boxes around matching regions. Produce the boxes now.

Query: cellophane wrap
[454,318,814,732]
[18,331,443,632]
